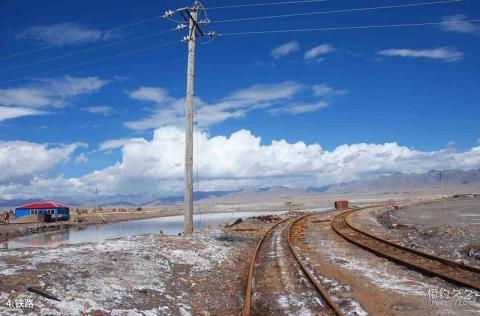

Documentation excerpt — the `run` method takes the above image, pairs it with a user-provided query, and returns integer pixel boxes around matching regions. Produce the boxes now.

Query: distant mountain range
[1,169,479,208]
[323,169,480,195]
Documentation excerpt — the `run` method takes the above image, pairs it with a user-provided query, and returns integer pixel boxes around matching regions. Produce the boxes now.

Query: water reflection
[3,210,301,250]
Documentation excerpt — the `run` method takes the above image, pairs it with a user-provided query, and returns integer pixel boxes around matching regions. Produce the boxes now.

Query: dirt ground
[1,202,479,315]
[369,198,480,268]
[299,211,480,315]
[0,228,260,315]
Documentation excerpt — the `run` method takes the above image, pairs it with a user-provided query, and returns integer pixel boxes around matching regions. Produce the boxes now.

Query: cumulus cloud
[377,47,463,62]
[271,41,299,59]
[304,44,335,60]
[1,127,480,199]
[17,22,118,46]
[0,106,47,122]
[84,106,113,115]
[439,14,480,35]
[86,128,480,195]
[0,141,83,183]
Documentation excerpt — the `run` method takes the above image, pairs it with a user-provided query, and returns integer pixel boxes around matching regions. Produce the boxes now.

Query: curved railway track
[331,209,480,291]
[243,214,344,316]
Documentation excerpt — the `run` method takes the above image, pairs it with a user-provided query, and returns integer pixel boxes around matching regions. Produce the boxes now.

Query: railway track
[243,215,343,316]
[331,209,480,291]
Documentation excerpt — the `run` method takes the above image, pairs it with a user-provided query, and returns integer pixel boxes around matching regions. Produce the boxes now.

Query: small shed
[334,200,349,210]
[15,202,70,222]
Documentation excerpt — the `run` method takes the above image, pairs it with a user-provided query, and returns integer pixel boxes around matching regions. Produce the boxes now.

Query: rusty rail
[331,209,480,291]
[242,216,293,316]
[287,214,344,316]
[243,214,344,315]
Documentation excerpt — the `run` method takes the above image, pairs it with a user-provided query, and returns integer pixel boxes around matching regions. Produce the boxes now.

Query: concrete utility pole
[94,188,100,213]
[184,7,197,235]
[439,171,445,199]
[163,1,217,235]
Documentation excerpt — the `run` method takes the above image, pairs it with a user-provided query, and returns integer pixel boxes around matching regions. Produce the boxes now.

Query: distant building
[15,202,70,222]
[334,200,349,210]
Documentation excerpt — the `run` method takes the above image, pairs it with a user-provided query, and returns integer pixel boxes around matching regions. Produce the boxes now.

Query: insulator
[162,10,175,18]
[175,24,188,31]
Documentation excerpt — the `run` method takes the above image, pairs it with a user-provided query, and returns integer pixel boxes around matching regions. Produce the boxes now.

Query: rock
[227,218,242,228]
[468,248,480,260]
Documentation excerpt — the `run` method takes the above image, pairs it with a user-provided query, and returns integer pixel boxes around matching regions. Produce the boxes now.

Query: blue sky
[0,0,479,198]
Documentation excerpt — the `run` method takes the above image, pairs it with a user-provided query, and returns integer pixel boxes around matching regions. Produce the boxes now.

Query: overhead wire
[0,29,175,73]
[212,0,462,23]
[0,14,166,62]
[1,40,181,84]
[205,0,330,10]
[219,19,480,36]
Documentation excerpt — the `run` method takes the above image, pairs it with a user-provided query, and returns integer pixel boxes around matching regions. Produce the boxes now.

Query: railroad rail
[331,209,480,291]
[243,214,344,316]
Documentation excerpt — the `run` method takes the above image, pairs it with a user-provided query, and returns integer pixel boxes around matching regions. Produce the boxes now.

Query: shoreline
[0,206,292,244]
[0,209,177,244]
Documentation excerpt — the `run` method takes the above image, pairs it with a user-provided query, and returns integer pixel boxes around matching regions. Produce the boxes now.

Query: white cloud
[0,106,47,122]
[1,127,480,198]
[312,84,346,97]
[128,87,172,104]
[0,141,83,183]
[125,81,305,130]
[0,76,108,122]
[271,41,299,59]
[377,47,463,62]
[74,153,88,163]
[304,44,335,60]
[84,106,113,115]
[439,14,480,35]
[447,140,456,148]
[269,101,329,115]
[17,22,118,46]
[0,76,108,108]
[86,128,480,196]
[99,138,146,151]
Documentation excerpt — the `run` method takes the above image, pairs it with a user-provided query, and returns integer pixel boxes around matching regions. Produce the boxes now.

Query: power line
[0,29,175,73]
[206,0,330,10]
[0,15,165,62]
[220,19,480,36]
[213,0,462,23]
[1,40,181,84]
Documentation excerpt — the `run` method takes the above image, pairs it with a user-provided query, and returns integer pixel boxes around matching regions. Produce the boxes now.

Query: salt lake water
[3,210,294,250]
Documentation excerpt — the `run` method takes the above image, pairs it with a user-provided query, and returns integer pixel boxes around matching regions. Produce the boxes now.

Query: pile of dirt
[249,214,282,222]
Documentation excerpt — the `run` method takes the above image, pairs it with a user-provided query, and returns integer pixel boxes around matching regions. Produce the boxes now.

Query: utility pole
[163,1,217,235]
[94,188,100,213]
[439,171,446,199]
[184,6,197,235]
